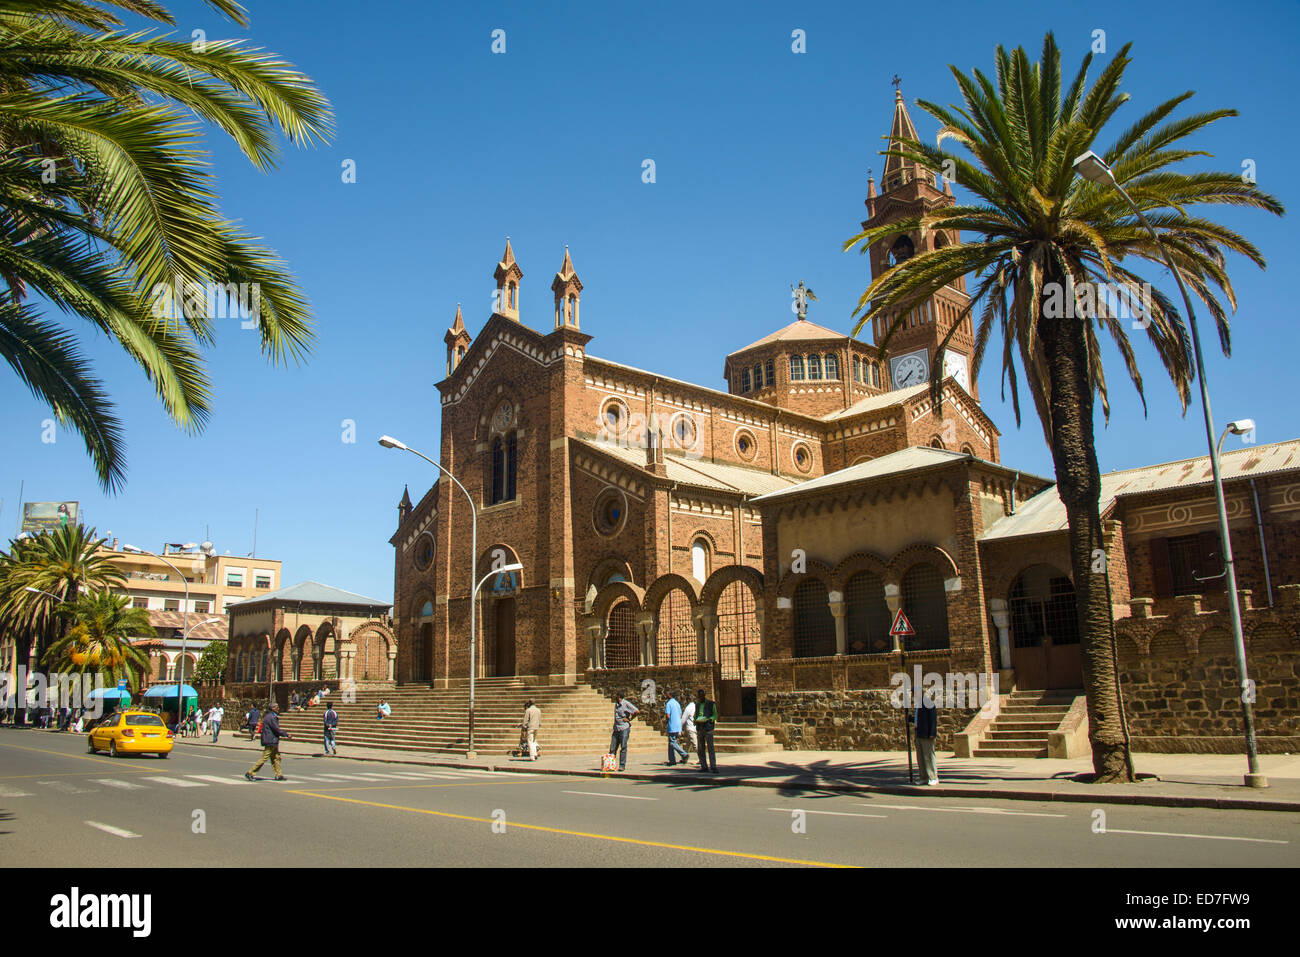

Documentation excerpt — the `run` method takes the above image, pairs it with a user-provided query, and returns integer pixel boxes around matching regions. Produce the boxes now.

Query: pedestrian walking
[323,701,338,756]
[209,704,224,742]
[608,693,639,772]
[521,698,541,761]
[664,691,688,766]
[913,698,939,786]
[681,695,697,763]
[694,689,719,773]
[246,704,260,741]
[244,701,292,781]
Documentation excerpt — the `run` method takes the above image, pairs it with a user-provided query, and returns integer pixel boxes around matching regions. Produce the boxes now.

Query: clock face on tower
[492,402,513,432]
[891,351,928,388]
[943,351,969,390]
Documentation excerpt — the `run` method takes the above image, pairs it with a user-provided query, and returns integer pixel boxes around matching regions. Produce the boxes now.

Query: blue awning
[142,684,197,698]
[87,688,132,700]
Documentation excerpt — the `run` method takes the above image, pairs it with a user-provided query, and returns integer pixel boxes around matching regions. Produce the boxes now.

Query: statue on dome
[791,279,817,320]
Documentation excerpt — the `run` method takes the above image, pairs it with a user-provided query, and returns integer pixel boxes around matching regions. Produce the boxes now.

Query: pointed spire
[882,87,930,191]
[943,177,954,197]
[450,302,465,333]
[551,246,583,330]
[867,172,877,199]
[494,236,523,321]
[399,485,412,510]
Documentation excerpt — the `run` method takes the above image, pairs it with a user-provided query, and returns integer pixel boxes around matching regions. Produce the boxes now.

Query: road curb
[173,739,1300,812]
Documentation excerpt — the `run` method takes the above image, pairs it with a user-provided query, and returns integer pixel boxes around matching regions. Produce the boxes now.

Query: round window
[593,487,628,537]
[735,428,757,462]
[792,442,813,473]
[413,533,435,571]
[671,413,698,449]
[600,398,628,436]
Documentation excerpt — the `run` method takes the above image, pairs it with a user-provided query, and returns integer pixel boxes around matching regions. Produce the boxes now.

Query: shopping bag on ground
[600,752,618,772]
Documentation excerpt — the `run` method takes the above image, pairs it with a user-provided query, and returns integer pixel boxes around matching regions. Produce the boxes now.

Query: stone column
[754,604,766,659]
[387,648,397,682]
[290,649,301,682]
[988,598,1012,670]
[583,619,606,670]
[635,613,657,666]
[696,612,718,662]
[828,590,846,655]
[884,583,901,651]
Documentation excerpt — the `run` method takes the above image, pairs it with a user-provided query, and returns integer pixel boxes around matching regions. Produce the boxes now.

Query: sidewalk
[174,730,1300,811]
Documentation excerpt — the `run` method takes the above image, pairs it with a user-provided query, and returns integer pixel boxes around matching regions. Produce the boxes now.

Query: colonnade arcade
[227,619,396,684]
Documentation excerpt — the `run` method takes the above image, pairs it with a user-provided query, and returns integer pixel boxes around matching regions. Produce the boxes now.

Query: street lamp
[378,435,483,756]
[123,545,201,725]
[1072,151,1265,788]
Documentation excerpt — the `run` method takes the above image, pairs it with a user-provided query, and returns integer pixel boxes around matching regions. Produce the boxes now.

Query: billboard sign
[21,501,79,533]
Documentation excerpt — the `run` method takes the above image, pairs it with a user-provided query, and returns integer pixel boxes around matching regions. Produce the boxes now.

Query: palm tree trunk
[1040,301,1135,783]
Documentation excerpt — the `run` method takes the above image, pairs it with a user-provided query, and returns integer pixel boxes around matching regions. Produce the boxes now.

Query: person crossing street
[694,689,719,773]
[323,700,339,756]
[244,701,292,781]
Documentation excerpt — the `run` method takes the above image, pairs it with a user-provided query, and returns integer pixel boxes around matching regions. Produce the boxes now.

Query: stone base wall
[584,664,720,735]
[1116,591,1299,751]
[758,688,977,751]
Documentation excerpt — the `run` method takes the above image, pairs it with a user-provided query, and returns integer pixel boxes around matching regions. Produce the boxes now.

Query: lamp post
[1071,151,1264,788]
[378,435,482,756]
[123,545,209,725]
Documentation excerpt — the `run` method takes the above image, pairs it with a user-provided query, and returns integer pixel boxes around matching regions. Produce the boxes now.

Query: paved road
[2,728,1296,867]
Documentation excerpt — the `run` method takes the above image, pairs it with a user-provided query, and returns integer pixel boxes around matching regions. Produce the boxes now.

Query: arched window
[508,281,517,309]
[807,354,822,379]
[491,433,518,504]
[793,580,836,658]
[740,367,751,393]
[824,354,839,380]
[752,364,762,390]
[845,571,892,654]
[691,539,709,584]
[888,235,915,266]
[606,600,639,668]
[930,438,945,449]
[764,360,775,386]
[871,362,880,388]
[1009,565,1080,650]
[790,355,805,381]
[901,563,949,650]
[658,589,696,665]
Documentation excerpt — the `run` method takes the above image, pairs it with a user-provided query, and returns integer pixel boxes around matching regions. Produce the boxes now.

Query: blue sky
[2,0,1296,605]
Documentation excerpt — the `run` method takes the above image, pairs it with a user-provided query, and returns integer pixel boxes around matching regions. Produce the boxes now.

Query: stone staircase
[972,689,1080,758]
[715,715,783,754]
[276,679,782,757]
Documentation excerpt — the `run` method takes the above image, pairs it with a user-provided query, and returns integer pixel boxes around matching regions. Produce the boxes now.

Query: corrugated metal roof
[727,318,848,357]
[145,611,228,640]
[822,383,929,421]
[228,580,391,610]
[749,446,971,505]
[573,439,801,496]
[980,438,1300,542]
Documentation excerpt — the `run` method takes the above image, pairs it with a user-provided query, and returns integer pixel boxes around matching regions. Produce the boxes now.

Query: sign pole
[890,609,916,785]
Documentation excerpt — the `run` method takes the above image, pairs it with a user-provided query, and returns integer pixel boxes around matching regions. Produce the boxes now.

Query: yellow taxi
[86,709,174,758]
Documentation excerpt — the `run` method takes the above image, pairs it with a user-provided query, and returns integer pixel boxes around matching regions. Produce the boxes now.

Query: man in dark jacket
[244,701,292,781]
[694,689,719,773]
[245,704,260,741]
[323,701,338,756]
[914,698,939,786]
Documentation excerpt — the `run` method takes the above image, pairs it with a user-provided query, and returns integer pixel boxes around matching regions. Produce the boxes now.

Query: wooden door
[494,598,516,677]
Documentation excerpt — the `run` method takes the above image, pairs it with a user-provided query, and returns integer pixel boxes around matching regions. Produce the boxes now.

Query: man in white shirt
[681,698,697,764]
[209,704,224,742]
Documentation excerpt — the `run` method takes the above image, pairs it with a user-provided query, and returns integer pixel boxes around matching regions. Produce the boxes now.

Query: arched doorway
[606,600,639,669]
[494,598,516,677]
[716,580,762,716]
[1008,565,1082,689]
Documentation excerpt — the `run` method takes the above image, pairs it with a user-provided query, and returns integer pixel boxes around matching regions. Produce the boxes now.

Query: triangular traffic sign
[890,609,915,637]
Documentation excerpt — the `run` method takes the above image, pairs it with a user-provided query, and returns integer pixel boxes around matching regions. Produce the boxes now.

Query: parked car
[86,709,174,758]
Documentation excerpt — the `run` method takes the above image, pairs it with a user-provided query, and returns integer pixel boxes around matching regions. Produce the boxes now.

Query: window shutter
[1149,538,1173,599]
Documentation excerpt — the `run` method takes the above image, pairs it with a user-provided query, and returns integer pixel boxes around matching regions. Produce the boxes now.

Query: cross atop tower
[891,74,901,92]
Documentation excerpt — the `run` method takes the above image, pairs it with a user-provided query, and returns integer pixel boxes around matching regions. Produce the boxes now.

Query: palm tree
[43,590,153,693]
[0,0,334,490]
[0,523,124,679]
[844,34,1283,782]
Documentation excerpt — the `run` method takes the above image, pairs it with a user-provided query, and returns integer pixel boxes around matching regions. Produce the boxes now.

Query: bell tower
[863,87,977,399]
[551,246,582,330]
[493,237,523,321]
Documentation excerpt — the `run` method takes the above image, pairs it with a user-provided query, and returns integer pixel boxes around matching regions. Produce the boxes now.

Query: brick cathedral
[389,91,1300,755]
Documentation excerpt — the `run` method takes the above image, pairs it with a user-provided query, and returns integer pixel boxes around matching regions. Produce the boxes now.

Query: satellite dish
[201,541,214,556]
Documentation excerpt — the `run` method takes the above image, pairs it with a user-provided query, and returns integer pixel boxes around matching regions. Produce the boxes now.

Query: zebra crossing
[1,766,536,797]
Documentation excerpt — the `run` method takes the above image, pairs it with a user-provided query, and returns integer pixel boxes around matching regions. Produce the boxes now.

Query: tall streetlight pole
[379,435,482,756]
[123,545,206,725]
[1072,151,1265,788]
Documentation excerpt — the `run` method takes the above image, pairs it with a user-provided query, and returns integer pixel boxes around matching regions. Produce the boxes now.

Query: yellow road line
[289,789,853,867]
